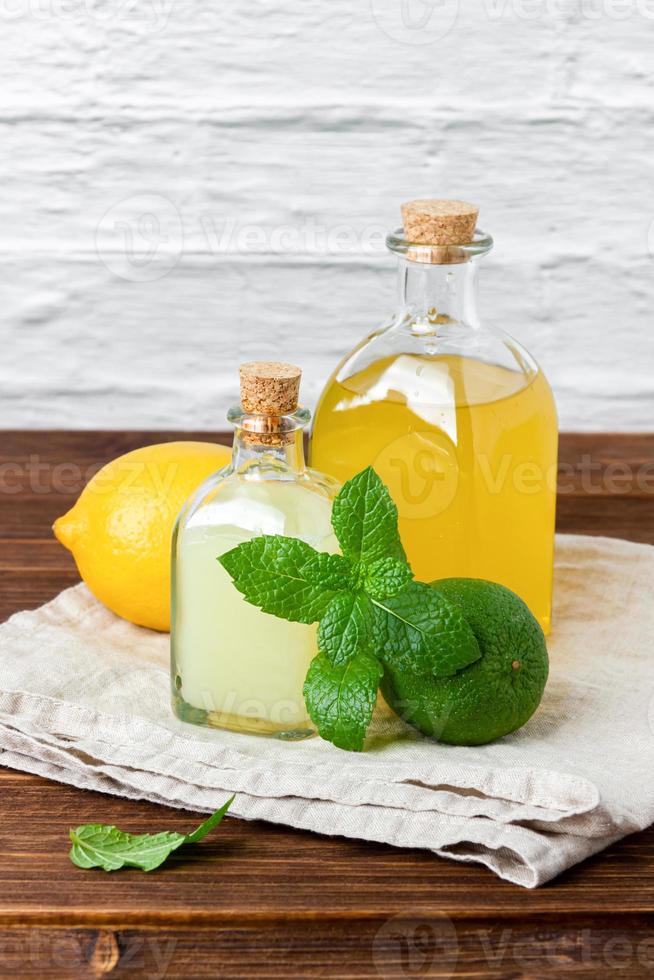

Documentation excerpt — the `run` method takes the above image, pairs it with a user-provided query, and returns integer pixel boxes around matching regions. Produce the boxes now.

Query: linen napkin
[0,533,652,888]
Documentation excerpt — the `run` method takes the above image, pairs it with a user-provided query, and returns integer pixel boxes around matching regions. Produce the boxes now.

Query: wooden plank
[2,432,653,537]
[0,774,652,925]
[0,917,653,979]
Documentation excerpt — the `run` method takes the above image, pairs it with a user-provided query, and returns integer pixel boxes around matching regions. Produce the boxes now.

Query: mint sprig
[218,466,480,752]
[69,796,234,872]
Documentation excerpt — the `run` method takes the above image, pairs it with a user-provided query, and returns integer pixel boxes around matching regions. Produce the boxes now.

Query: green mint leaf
[69,796,234,872]
[363,557,413,600]
[317,592,374,667]
[301,551,355,592]
[371,582,481,679]
[219,535,350,624]
[69,827,187,873]
[331,467,406,566]
[304,651,383,751]
[184,797,235,843]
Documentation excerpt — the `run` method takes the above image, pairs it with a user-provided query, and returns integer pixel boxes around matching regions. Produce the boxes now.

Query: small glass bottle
[171,362,339,739]
[310,200,558,633]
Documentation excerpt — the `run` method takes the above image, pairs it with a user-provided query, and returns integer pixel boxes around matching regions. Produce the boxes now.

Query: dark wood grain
[1,431,653,979]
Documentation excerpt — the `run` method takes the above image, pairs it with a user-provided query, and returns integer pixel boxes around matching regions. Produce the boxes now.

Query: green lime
[380,578,549,745]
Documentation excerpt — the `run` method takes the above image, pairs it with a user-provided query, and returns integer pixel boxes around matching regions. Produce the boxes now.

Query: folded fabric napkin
[1,533,652,888]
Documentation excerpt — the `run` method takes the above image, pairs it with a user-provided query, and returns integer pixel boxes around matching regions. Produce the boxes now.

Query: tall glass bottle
[172,362,339,738]
[310,200,557,633]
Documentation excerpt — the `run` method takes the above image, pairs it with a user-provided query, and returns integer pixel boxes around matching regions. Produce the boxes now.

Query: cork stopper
[239,361,301,416]
[401,199,479,246]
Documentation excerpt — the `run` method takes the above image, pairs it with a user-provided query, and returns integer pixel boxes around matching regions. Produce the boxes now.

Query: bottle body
[310,231,558,633]
[171,419,339,738]
[311,350,557,632]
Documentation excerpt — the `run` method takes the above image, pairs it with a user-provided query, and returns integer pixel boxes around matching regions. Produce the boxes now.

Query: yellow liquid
[311,353,557,633]
[172,480,337,737]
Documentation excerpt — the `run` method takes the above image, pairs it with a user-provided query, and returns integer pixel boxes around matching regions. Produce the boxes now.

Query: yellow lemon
[53,441,231,632]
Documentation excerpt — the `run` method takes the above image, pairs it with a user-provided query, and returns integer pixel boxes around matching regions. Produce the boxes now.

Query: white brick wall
[1,0,653,430]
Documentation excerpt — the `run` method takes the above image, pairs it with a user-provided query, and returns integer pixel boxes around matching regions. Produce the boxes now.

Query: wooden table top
[1,431,653,979]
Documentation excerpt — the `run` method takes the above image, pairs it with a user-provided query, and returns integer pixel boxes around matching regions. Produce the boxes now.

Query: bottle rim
[227,404,311,433]
[386,226,493,262]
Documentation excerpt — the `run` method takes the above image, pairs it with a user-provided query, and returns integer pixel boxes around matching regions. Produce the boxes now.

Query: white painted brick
[2,252,653,429]
[0,1,653,430]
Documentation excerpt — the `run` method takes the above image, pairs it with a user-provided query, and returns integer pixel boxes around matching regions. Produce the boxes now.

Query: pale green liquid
[172,480,337,738]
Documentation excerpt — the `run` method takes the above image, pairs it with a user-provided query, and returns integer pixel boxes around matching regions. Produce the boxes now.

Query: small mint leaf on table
[219,536,350,624]
[317,591,374,666]
[363,557,413,600]
[331,466,406,566]
[69,796,234,872]
[371,582,481,679]
[304,651,383,751]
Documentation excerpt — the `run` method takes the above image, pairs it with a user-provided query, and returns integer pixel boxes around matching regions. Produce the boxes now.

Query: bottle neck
[397,256,481,334]
[230,422,307,474]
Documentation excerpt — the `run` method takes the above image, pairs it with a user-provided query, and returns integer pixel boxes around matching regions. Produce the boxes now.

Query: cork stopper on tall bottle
[401,200,478,246]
